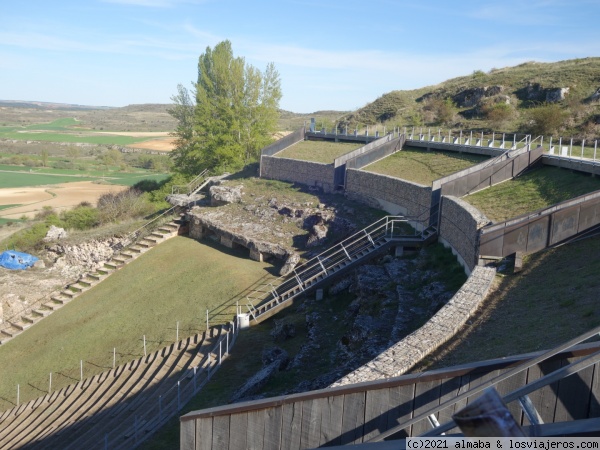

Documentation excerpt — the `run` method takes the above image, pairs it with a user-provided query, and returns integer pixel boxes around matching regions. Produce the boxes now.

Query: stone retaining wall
[260,156,336,193]
[331,265,496,387]
[345,169,431,219]
[439,195,491,272]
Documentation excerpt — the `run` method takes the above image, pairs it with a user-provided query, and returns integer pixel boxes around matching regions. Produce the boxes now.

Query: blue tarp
[0,251,39,270]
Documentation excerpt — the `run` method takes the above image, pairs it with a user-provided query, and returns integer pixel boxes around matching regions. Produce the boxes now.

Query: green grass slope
[338,58,600,137]
[0,237,274,410]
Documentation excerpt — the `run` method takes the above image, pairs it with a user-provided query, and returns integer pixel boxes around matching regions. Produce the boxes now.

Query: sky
[1,0,599,114]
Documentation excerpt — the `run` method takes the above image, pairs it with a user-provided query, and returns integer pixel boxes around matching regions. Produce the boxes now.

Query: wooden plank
[181,418,195,450]
[363,388,392,442]
[212,415,230,450]
[340,391,366,444]
[386,384,415,438]
[525,360,561,424]
[300,398,321,450]
[318,395,344,447]
[437,374,463,425]
[229,413,248,450]
[263,407,283,450]
[554,356,595,422]
[195,417,213,450]
[494,367,528,426]
[588,362,600,417]
[411,379,441,436]
[247,409,265,450]
[281,401,302,450]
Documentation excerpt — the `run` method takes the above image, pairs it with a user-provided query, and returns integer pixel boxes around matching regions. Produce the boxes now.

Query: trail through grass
[0,236,276,410]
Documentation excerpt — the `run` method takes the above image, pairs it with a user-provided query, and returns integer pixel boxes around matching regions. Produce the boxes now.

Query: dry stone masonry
[330,265,496,387]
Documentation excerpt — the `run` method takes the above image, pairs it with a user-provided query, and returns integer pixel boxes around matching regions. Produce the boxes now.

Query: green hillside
[337,58,600,139]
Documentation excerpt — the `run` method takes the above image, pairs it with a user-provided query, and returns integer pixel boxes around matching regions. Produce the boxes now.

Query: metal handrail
[171,168,209,195]
[247,215,431,321]
[368,324,600,441]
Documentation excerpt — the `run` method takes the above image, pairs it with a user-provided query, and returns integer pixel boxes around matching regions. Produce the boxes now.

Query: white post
[582,139,585,158]
[206,309,209,331]
[226,330,229,354]
[570,137,573,157]
[17,384,19,407]
[113,348,116,369]
[219,340,222,364]
[594,140,597,161]
[177,381,181,410]
[143,335,147,357]
[80,360,83,381]
[193,366,197,393]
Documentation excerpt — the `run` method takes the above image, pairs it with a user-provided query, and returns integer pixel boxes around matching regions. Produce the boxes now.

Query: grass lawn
[276,140,361,163]
[363,147,489,185]
[0,167,169,189]
[0,236,276,410]
[418,234,600,371]
[0,130,148,146]
[465,166,600,222]
[0,171,97,188]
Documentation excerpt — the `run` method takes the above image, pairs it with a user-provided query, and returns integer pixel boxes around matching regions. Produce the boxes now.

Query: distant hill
[338,57,600,139]
[0,100,113,111]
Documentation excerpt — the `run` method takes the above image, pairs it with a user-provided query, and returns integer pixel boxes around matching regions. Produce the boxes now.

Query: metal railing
[245,216,429,322]
[368,324,600,441]
[171,168,209,195]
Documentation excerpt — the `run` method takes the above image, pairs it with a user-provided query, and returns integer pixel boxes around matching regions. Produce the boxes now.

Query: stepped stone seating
[0,325,230,449]
[0,219,183,346]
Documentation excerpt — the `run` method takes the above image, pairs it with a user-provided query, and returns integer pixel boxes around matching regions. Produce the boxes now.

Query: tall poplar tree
[169,40,282,175]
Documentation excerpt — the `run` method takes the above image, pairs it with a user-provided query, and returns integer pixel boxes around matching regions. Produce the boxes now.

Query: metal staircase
[244,216,437,324]
[171,169,210,196]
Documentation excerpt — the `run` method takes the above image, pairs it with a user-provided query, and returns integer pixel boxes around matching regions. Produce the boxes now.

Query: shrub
[132,179,161,192]
[526,103,568,136]
[61,206,99,230]
[3,223,51,252]
[97,188,155,224]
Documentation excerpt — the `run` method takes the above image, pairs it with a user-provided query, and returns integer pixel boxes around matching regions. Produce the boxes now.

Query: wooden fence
[180,342,600,450]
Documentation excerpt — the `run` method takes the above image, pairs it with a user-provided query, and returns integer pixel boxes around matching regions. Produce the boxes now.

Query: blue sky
[1,0,599,113]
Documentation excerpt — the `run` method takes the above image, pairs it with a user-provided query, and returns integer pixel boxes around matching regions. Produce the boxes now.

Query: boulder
[546,87,569,103]
[210,185,243,206]
[279,252,300,276]
[43,225,68,242]
[452,86,503,108]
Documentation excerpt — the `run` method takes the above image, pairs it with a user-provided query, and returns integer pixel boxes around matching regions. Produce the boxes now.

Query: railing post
[177,381,181,410]
[582,139,585,158]
[594,140,597,161]
[193,367,197,393]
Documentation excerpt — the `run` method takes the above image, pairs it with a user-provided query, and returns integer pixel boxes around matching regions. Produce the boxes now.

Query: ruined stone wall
[439,195,490,272]
[345,169,431,219]
[260,156,336,193]
[331,265,496,387]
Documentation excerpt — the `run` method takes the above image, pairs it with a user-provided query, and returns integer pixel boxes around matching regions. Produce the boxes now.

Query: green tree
[170,40,282,175]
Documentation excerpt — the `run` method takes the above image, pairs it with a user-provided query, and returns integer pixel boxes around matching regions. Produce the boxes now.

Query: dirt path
[0,181,128,219]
